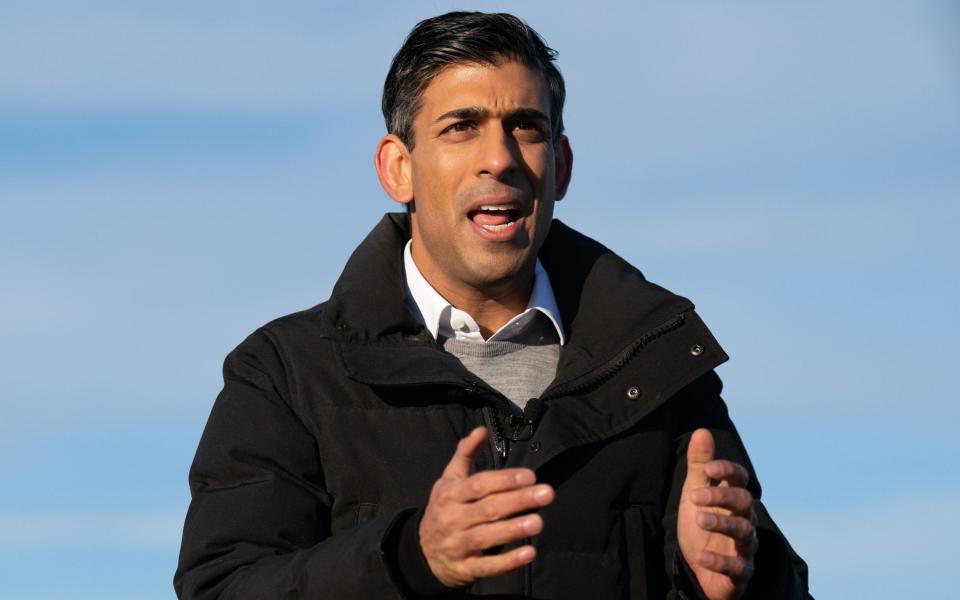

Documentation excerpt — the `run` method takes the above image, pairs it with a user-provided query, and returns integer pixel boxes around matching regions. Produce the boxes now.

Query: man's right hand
[419,426,555,588]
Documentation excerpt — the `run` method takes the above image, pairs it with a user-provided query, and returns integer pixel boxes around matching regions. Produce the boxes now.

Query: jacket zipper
[465,380,513,467]
[539,312,686,402]
[478,313,687,465]
[485,405,510,463]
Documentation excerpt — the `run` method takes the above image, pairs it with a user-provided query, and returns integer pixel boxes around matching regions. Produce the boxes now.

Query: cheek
[521,147,552,187]
[412,155,461,206]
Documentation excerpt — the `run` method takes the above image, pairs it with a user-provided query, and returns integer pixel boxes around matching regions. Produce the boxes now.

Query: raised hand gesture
[678,428,758,600]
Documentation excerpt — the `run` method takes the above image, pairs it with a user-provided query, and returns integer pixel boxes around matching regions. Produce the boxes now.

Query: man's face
[402,60,570,299]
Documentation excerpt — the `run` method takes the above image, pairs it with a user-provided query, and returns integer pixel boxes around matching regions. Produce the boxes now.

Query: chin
[464,261,528,289]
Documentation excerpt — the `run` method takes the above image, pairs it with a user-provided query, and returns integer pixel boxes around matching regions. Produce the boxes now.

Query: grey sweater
[441,312,560,413]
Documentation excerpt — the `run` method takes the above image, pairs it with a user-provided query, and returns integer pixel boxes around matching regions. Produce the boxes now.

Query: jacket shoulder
[258,300,331,343]
[222,301,334,384]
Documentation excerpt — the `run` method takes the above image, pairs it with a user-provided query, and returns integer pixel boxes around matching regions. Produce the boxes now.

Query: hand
[419,426,555,588]
[678,429,758,600]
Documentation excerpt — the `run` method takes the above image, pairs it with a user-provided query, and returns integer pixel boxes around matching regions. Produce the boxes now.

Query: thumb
[684,428,715,489]
[442,426,488,479]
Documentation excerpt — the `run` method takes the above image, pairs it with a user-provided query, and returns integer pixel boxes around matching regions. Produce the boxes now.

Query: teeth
[479,205,513,211]
[482,222,516,232]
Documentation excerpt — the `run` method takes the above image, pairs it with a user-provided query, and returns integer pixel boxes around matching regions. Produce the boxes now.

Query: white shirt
[402,240,566,345]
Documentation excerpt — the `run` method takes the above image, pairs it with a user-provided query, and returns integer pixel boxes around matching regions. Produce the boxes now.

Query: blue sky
[1,1,958,598]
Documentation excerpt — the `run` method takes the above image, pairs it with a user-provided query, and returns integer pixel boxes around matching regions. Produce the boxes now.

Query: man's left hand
[678,428,758,600]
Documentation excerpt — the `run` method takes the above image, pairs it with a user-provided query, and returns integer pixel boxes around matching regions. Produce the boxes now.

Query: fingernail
[699,513,717,528]
[700,552,715,567]
[521,517,538,533]
[517,547,534,561]
[533,485,552,502]
[705,463,722,477]
[691,489,710,504]
[515,470,535,486]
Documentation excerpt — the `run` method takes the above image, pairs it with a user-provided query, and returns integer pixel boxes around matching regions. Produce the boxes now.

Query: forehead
[416,61,551,121]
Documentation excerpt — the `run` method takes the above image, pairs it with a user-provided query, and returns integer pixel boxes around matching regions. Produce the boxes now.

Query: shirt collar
[403,240,565,345]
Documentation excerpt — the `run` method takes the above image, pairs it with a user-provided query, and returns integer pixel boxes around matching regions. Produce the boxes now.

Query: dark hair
[382,12,566,149]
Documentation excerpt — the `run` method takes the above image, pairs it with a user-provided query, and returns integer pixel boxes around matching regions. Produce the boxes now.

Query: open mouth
[468,205,522,232]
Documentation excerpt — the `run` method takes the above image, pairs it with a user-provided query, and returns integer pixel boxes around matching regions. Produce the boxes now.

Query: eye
[441,120,477,136]
[512,119,548,142]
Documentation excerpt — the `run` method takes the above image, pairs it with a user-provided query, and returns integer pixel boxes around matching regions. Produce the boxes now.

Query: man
[175,12,810,600]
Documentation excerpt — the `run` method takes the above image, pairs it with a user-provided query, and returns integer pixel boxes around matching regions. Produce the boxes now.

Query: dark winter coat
[175,213,811,599]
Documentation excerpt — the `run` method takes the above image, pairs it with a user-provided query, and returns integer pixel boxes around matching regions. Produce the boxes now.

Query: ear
[554,135,573,201]
[374,134,414,204]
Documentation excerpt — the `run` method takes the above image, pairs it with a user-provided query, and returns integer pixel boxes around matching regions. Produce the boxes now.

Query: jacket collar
[321,213,424,345]
[323,213,719,389]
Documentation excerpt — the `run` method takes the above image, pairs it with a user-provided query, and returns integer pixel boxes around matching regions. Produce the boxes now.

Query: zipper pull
[495,437,510,460]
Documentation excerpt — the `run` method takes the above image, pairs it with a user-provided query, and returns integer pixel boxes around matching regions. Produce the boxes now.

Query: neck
[431,276,533,338]
[410,258,533,338]
[407,236,536,338]
[458,289,532,338]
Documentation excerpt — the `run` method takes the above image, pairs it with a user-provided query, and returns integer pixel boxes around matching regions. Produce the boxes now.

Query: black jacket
[175,213,811,599]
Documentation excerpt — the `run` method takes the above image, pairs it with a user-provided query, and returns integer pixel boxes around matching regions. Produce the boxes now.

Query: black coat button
[528,441,541,453]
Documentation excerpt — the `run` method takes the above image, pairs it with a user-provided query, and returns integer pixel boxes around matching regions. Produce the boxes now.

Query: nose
[476,124,518,180]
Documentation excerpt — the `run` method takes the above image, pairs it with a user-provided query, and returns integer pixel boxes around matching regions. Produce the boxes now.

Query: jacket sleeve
[174,329,412,599]
[661,373,813,600]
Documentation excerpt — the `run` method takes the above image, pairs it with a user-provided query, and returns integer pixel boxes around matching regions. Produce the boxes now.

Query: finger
[684,428,715,490]
[697,550,753,583]
[696,512,756,545]
[447,469,540,503]
[736,527,760,556]
[442,427,489,479]
[460,513,544,552]
[461,545,537,580]
[463,483,554,525]
[705,460,750,488]
[690,486,753,515]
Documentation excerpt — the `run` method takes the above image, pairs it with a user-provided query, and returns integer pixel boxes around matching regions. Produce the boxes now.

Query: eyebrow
[433,106,550,125]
